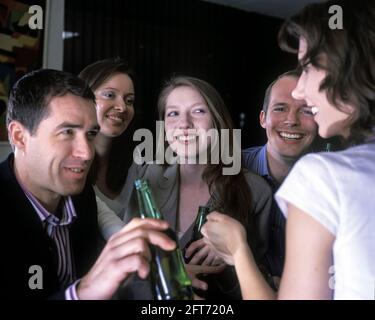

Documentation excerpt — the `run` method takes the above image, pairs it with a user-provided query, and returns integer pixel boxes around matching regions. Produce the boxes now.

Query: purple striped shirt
[19,183,80,299]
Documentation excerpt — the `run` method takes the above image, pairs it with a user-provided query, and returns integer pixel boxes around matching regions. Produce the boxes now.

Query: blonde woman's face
[164,85,214,160]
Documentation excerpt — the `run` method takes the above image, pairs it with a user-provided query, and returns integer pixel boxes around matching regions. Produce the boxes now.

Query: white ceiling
[201,0,325,19]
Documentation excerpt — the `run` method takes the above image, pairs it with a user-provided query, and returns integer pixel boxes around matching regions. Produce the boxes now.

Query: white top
[94,185,125,214]
[94,185,126,240]
[276,142,375,300]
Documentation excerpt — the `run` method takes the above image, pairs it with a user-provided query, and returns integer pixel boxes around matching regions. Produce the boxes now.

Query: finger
[184,264,198,283]
[146,229,177,251]
[117,253,151,280]
[108,227,176,252]
[201,250,216,266]
[112,218,169,240]
[185,263,204,277]
[189,263,226,275]
[205,212,226,222]
[99,253,151,286]
[196,240,230,266]
[78,252,151,300]
[97,229,176,268]
[92,236,153,271]
[192,278,208,291]
[189,245,210,265]
[185,239,205,258]
[203,263,226,274]
[109,237,153,263]
[212,256,225,266]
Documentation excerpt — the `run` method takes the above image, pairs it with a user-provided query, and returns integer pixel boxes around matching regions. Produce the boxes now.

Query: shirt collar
[18,181,77,226]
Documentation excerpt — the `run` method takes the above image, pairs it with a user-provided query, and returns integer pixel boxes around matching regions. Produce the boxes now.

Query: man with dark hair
[0,69,174,299]
[243,70,318,280]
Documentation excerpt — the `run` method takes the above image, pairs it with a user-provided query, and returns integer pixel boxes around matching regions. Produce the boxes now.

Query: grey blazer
[118,162,273,300]
[122,162,272,249]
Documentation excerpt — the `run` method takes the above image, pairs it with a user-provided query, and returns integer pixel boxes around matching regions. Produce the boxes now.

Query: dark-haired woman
[79,58,137,239]
[203,0,375,300]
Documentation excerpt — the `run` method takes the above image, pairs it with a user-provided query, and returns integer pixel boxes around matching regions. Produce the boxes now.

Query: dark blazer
[0,154,100,299]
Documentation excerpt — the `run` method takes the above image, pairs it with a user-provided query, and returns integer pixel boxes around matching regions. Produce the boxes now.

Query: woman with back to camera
[202,0,375,300]
[79,58,137,240]
[118,75,274,299]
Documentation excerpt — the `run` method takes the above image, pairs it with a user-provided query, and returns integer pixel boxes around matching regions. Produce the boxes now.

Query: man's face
[260,76,318,161]
[20,94,99,201]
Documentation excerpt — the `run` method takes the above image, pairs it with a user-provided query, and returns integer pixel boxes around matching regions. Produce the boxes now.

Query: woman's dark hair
[157,76,254,228]
[79,58,137,193]
[278,0,375,144]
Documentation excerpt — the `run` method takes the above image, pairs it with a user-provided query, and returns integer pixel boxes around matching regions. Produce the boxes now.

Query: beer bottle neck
[192,206,209,240]
[135,179,163,219]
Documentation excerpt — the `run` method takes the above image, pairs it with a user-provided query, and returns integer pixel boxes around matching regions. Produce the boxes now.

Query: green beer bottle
[184,206,210,298]
[191,206,209,242]
[184,206,210,263]
[134,178,193,300]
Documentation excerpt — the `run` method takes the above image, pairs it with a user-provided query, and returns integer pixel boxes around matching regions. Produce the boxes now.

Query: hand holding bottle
[185,238,225,266]
[77,218,176,300]
[201,212,249,266]
[135,178,194,300]
[184,205,223,266]
[185,263,226,292]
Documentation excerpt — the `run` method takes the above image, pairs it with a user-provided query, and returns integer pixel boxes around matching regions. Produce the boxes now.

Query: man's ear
[8,121,29,152]
[260,110,267,129]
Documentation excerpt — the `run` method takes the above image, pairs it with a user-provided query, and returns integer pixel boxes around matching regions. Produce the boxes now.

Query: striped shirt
[19,183,80,299]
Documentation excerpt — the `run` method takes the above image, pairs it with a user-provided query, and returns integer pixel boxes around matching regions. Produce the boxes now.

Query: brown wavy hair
[157,76,252,226]
[278,0,375,145]
[79,58,137,193]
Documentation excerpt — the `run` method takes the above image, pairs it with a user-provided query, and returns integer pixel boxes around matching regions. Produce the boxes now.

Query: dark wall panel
[64,0,296,147]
